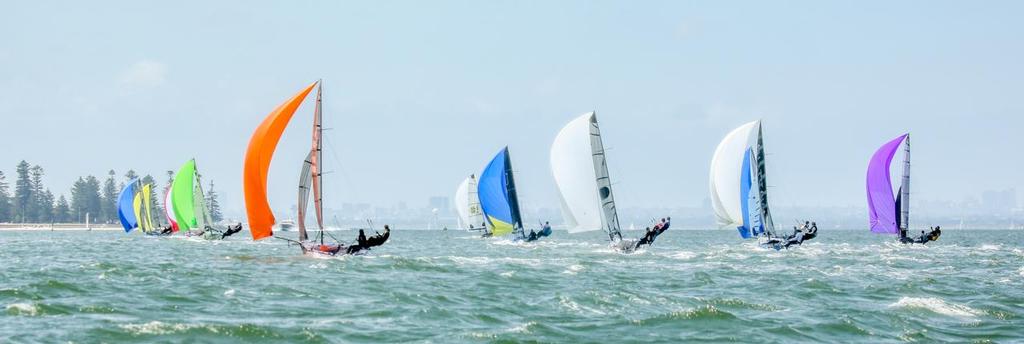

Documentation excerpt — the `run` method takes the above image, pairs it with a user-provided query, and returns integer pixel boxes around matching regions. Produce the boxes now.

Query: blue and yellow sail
[478,147,523,236]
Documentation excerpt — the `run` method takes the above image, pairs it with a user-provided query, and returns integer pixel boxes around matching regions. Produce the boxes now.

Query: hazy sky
[1,1,1022,218]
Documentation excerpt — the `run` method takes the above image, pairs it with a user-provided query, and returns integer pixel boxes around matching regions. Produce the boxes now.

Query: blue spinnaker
[737,150,753,239]
[478,147,519,236]
[117,178,139,232]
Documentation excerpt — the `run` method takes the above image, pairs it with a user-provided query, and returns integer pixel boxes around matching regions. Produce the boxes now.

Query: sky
[1,1,1022,219]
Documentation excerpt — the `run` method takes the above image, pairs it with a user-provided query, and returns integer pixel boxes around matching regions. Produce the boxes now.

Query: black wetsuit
[365,229,390,247]
[221,224,243,239]
[635,221,670,249]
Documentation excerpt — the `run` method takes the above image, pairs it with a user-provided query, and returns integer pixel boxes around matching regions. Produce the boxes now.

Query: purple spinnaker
[866,134,907,234]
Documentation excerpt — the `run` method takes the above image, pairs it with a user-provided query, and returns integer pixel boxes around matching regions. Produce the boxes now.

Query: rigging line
[323,135,363,206]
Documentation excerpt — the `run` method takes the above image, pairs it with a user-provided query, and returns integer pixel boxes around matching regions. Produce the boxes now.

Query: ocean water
[1,229,1022,343]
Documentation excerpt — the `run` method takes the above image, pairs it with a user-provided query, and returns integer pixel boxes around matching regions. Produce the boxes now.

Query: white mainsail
[454,174,484,230]
[551,112,621,241]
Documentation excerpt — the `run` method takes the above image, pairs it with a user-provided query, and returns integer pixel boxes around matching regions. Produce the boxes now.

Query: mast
[589,112,622,241]
[899,134,911,231]
[504,148,525,238]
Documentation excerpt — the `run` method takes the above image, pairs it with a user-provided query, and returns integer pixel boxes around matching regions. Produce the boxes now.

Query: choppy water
[1,229,1022,343]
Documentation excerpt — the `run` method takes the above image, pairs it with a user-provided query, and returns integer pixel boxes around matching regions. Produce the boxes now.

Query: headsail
[550,112,621,241]
[117,178,139,232]
[478,147,523,237]
[297,150,314,242]
[866,134,909,234]
[244,82,318,240]
[132,192,143,231]
[141,184,154,231]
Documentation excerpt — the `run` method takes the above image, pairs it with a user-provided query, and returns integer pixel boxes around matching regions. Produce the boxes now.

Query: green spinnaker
[172,159,197,230]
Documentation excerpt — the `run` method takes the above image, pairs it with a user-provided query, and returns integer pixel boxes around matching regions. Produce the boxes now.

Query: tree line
[0,160,223,224]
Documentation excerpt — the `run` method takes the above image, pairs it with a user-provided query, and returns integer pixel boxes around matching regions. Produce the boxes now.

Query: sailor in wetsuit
[635,217,671,249]
[783,221,817,248]
[221,223,243,239]
[524,222,553,242]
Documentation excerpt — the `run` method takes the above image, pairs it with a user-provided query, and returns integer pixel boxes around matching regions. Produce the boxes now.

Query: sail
[752,124,775,235]
[455,175,484,229]
[866,134,908,234]
[297,150,313,242]
[478,147,522,236]
[551,112,621,240]
[709,120,778,238]
[164,187,178,231]
[172,159,198,230]
[117,179,139,232]
[132,192,143,231]
[193,170,213,230]
[899,135,911,231]
[142,184,154,231]
[311,83,324,231]
[709,121,758,230]
[244,82,318,240]
[454,176,472,229]
[588,112,621,241]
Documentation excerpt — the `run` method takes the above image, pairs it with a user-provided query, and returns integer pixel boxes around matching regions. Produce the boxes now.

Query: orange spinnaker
[244,81,317,240]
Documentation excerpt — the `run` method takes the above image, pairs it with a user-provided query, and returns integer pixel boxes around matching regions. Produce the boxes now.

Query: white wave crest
[890,297,981,317]
[6,303,38,316]
[120,321,206,335]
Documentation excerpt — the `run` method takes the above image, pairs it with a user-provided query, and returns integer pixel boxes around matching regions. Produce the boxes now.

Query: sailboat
[866,133,937,243]
[244,80,390,256]
[477,147,542,241]
[551,112,637,251]
[169,159,219,239]
[454,174,485,231]
[709,120,783,247]
[117,178,140,232]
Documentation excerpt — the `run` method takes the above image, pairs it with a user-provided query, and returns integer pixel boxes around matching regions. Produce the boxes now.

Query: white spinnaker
[709,120,759,228]
[454,177,471,229]
[551,112,604,233]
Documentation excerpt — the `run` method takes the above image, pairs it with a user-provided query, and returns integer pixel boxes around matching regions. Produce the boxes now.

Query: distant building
[982,188,1016,213]
[428,196,450,213]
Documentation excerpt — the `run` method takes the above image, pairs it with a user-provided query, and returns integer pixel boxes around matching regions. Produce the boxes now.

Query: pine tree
[101,170,118,223]
[164,170,174,195]
[70,178,86,222]
[55,194,71,223]
[125,169,138,183]
[0,171,11,222]
[83,176,103,223]
[207,180,223,223]
[38,189,54,223]
[28,165,45,222]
